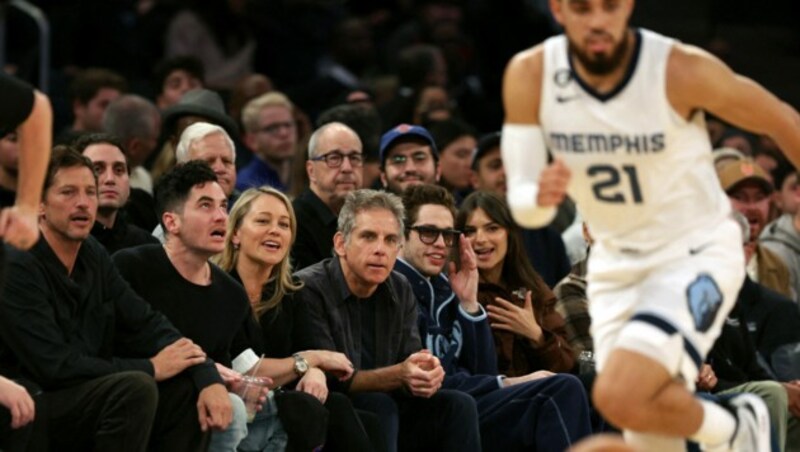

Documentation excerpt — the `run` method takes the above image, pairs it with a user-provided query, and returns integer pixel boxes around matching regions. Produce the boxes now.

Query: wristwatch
[292,353,309,377]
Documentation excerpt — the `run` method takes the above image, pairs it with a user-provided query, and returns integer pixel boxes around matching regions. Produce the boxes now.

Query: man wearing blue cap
[379,124,440,195]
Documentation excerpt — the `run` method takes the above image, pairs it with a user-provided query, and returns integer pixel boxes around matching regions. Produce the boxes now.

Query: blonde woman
[216,187,376,452]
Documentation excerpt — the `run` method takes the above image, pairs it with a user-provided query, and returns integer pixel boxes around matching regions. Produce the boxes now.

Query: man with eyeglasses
[292,122,364,269]
[238,92,298,192]
[393,183,593,452]
[379,124,440,195]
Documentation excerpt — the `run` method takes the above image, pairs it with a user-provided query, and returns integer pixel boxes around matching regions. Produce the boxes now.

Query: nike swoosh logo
[689,243,712,255]
[556,95,579,103]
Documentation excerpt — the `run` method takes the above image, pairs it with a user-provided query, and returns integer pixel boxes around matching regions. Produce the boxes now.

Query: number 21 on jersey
[588,164,643,204]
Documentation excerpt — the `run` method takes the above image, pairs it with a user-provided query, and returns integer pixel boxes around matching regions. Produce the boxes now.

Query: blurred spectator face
[754,154,779,179]
[381,142,438,194]
[249,105,297,164]
[721,133,753,156]
[729,181,771,241]
[228,74,273,123]
[188,132,237,197]
[173,115,209,146]
[439,134,475,191]
[471,146,506,195]
[74,88,122,132]
[775,172,800,216]
[0,132,19,177]
[706,117,725,146]
[414,86,451,125]
[83,143,130,213]
[158,70,203,109]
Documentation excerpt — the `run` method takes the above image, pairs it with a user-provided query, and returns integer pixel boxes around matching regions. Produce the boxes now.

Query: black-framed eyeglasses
[386,151,432,167]
[310,151,364,168]
[408,225,460,247]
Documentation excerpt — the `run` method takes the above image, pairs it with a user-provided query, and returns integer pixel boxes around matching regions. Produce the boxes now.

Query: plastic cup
[238,375,269,422]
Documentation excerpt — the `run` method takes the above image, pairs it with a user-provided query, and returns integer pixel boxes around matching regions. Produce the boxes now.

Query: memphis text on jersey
[549,132,666,154]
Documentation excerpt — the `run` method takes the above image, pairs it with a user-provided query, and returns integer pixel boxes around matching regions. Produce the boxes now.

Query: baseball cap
[717,158,774,194]
[379,124,438,166]
[472,131,501,170]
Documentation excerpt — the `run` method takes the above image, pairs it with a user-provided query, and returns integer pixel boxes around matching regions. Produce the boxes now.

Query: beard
[568,31,630,76]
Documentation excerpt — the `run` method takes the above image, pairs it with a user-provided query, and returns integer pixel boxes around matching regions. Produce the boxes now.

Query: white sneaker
[709,393,772,452]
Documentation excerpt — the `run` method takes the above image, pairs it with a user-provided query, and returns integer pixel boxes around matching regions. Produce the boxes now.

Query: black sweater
[0,237,218,390]
[113,245,251,369]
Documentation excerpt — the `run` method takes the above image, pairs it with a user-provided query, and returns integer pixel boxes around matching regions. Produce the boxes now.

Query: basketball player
[501,0,800,451]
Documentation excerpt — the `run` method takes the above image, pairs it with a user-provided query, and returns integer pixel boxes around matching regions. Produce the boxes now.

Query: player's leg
[590,218,765,450]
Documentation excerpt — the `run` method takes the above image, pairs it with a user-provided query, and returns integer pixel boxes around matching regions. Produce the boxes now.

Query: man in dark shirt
[292,122,363,269]
[0,148,231,451]
[73,133,159,254]
[0,71,51,452]
[114,160,265,450]
[295,189,480,452]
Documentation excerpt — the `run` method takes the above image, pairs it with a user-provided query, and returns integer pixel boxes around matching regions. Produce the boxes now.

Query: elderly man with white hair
[153,122,239,242]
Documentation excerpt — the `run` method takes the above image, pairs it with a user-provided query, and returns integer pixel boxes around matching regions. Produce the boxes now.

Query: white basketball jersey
[540,29,731,252]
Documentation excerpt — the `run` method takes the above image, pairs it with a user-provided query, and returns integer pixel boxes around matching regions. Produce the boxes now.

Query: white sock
[689,399,737,446]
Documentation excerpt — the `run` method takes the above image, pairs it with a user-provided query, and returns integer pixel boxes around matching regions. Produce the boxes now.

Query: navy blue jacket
[394,258,502,397]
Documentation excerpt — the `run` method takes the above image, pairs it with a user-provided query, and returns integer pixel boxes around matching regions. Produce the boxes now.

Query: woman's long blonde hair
[215,187,303,317]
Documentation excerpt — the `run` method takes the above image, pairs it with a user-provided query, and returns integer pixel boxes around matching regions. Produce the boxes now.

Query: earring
[233,243,240,250]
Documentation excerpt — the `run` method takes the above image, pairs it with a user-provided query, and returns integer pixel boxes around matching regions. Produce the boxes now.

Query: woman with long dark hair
[456,190,575,376]
[216,187,376,452]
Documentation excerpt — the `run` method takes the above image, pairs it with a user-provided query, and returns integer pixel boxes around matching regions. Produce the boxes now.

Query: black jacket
[0,236,220,390]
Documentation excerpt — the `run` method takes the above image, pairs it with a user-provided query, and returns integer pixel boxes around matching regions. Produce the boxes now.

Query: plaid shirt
[553,259,593,355]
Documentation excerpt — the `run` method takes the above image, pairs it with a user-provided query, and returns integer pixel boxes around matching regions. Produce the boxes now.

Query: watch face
[294,355,309,374]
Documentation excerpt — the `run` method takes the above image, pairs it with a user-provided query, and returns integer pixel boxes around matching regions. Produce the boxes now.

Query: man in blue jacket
[394,183,593,451]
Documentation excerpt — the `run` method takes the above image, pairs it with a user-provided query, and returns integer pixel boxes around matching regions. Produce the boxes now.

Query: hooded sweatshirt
[760,214,800,304]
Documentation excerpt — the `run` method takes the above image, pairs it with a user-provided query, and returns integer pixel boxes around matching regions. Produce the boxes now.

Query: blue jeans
[209,393,248,452]
[237,390,288,452]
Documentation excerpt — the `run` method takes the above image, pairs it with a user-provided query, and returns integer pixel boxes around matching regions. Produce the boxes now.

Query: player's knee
[592,375,646,430]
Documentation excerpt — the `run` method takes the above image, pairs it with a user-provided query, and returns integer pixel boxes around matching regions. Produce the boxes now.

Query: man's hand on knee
[0,376,35,429]
[197,383,233,431]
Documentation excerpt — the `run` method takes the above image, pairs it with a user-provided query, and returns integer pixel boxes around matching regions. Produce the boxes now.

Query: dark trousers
[29,371,207,452]
[476,374,593,452]
[324,392,375,452]
[351,389,481,452]
[0,405,33,452]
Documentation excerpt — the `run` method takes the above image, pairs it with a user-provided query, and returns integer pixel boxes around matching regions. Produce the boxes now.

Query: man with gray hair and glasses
[153,122,239,242]
[291,122,364,269]
[295,189,481,452]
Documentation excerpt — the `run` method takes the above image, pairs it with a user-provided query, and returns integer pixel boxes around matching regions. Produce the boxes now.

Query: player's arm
[502,47,570,228]
[15,90,52,215]
[0,89,52,250]
[667,44,800,168]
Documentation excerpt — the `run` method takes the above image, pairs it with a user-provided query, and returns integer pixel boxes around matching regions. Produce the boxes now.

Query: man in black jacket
[698,301,800,451]
[0,148,231,451]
